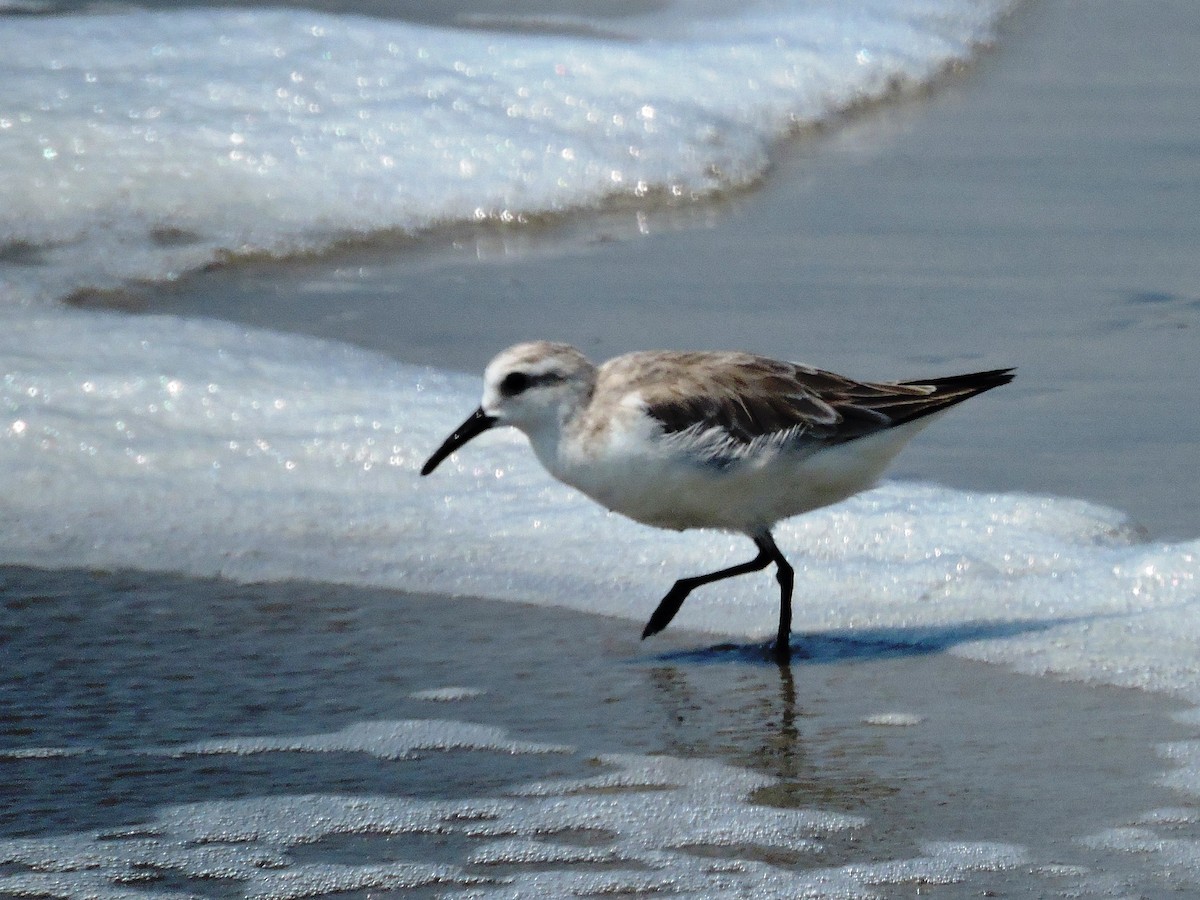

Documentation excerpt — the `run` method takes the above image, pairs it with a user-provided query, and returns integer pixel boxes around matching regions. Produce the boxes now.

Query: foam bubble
[243,862,472,900]
[0,745,90,759]
[1156,740,1200,798]
[467,839,628,867]
[1133,807,1200,826]
[1080,827,1200,882]
[862,712,925,727]
[828,841,1030,887]
[410,686,487,702]
[168,719,567,759]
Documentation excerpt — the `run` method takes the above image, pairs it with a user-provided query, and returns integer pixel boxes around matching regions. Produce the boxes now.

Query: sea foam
[0,719,1032,899]
[0,0,1012,304]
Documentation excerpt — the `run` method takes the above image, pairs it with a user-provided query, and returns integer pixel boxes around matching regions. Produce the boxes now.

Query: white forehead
[483,341,590,383]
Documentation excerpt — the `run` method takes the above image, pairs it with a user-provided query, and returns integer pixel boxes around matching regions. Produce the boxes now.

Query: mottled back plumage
[594,350,1013,462]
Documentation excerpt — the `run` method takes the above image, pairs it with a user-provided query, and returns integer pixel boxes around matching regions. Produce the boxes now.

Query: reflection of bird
[422,341,1014,659]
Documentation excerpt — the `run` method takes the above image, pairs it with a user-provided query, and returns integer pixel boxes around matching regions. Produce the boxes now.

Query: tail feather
[884,367,1015,428]
[901,367,1017,392]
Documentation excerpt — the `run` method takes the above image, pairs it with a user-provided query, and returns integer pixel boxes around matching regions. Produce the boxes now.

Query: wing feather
[592,351,1012,465]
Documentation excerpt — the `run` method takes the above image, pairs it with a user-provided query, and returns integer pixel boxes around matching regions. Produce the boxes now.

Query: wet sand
[1,565,1196,896]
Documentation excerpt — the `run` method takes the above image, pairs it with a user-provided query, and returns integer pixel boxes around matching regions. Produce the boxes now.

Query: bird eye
[499,371,531,396]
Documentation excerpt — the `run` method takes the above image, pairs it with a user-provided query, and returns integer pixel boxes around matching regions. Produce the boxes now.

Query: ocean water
[4,0,1200,896]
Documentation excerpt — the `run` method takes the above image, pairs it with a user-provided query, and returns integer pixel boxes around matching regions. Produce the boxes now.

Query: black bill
[420,407,498,475]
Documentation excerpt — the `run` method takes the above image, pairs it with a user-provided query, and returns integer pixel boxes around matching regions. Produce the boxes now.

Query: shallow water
[2,565,1196,897]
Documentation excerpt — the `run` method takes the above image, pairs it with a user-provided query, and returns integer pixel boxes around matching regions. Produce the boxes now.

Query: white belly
[540,417,932,534]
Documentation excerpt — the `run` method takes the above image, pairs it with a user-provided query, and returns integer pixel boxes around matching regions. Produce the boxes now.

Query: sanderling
[422,342,1013,660]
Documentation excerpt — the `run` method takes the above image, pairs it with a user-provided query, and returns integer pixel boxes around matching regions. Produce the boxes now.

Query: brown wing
[603,351,1013,452]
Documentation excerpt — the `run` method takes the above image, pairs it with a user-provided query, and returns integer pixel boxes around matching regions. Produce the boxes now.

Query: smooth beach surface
[4,0,1200,897]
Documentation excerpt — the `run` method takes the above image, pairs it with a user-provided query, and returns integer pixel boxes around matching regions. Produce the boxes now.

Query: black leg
[641,532,793,652]
[757,532,794,661]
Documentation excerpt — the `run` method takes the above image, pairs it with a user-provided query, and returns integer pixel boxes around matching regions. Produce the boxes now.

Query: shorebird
[422,342,1013,660]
